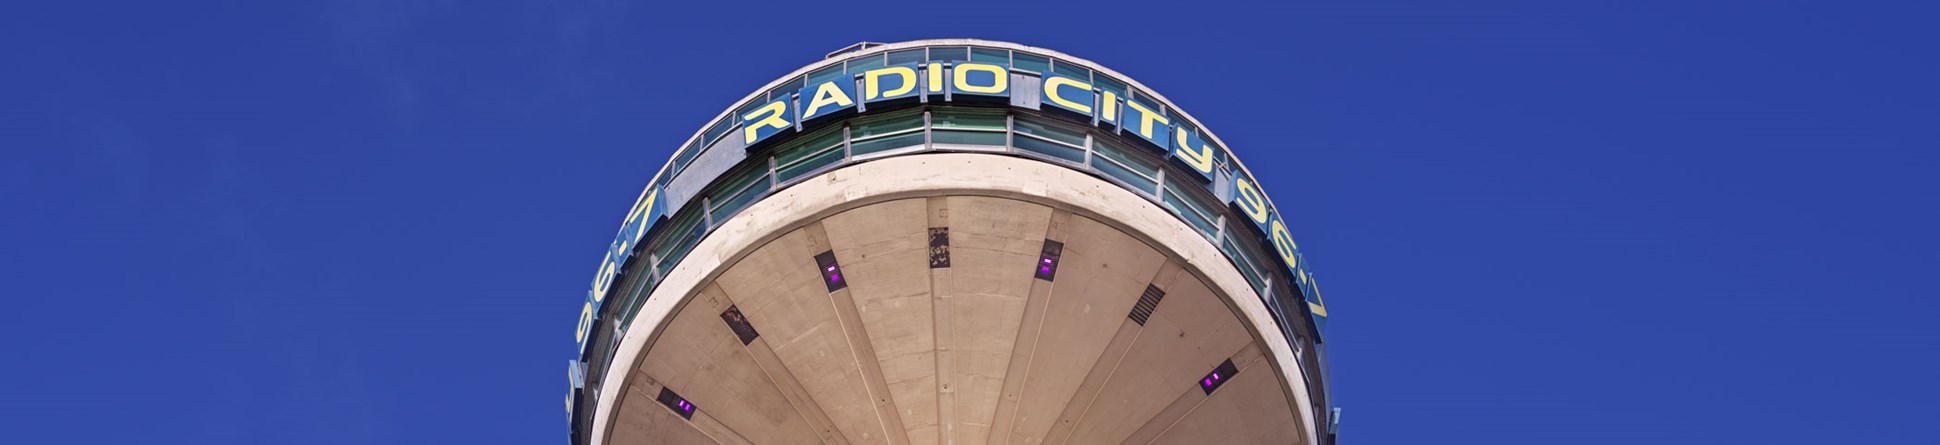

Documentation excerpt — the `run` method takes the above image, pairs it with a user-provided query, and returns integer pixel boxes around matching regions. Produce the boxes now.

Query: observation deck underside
[606,192,1305,444]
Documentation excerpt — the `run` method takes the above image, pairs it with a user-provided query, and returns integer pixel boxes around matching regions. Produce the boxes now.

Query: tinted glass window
[807,64,846,85]
[1011,52,1049,73]
[1162,178,1220,236]
[1093,76,1125,96]
[850,132,923,156]
[849,110,923,139]
[708,166,771,223]
[927,46,969,62]
[1013,115,1086,146]
[1013,134,1085,163]
[703,117,733,145]
[932,130,1005,146]
[846,53,885,73]
[774,127,843,167]
[886,49,925,66]
[971,47,1008,64]
[1090,138,1159,193]
[1051,59,1090,79]
[931,108,1005,130]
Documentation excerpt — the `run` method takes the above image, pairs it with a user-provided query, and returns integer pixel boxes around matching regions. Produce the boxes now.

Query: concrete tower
[567,40,1337,445]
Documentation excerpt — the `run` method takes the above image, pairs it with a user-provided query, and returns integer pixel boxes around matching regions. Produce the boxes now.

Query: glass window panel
[1013,116,1086,146]
[850,132,923,156]
[617,271,657,326]
[807,64,846,85]
[703,117,733,145]
[931,108,1005,130]
[708,166,768,206]
[971,47,1008,64]
[849,110,923,139]
[1013,134,1086,163]
[1130,91,1163,116]
[651,211,703,277]
[708,170,771,224]
[1164,192,1218,236]
[769,77,802,101]
[672,139,703,173]
[932,130,1006,146]
[1221,229,1271,295]
[777,144,844,182]
[1162,178,1221,236]
[1091,154,1159,194]
[775,127,842,167]
[846,53,885,73]
[1094,75,1129,97]
[886,49,925,66]
[736,99,767,122]
[1011,52,1049,73]
[1050,59,1090,79]
[1091,138,1160,178]
[1094,157,1158,193]
[927,46,968,62]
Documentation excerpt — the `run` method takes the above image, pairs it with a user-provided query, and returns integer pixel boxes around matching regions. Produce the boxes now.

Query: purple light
[829,274,842,282]
[1039,266,1051,273]
[1202,378,1212,386]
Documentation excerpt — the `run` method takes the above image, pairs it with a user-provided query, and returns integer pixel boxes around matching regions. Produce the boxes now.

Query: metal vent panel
[1128,284,1166,325]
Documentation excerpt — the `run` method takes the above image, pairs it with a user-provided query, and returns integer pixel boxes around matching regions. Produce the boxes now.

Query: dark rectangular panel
[929,228,951,268]
[719,305,759,345]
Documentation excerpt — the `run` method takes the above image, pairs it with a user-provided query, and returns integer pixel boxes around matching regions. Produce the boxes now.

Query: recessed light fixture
[1199,359,1239,395]
[1035,240,1064,281]
[814,250,847,292]
[656,387,696,419]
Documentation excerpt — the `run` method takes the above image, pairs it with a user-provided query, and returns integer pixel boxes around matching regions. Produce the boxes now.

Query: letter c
[1043,76,1093,114]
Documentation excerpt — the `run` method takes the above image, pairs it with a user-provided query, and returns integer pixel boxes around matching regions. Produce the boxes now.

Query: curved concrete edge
[592,153,1317,445]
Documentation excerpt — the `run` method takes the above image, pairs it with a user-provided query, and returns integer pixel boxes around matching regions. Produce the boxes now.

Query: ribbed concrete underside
[608,196,1302,445]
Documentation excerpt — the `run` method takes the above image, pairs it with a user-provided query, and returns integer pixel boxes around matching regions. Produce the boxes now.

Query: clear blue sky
[2,1,1934,443]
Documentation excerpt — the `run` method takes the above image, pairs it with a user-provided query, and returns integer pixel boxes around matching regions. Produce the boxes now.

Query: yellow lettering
[1173,128,1214,173]
[952,63,1008,94]
[592,253,614,301]
[1307,275,1328,317]
[1234,178,1270,224]
[1043,76,1093,114]
[801,81,854,118]
[864,66,917,99]
[575,301,594,344]
[1125,100,1169,139]
[630,189,658,240]
[1100,90,1119,122]
[926,63,943,93]
[1269,218,1299,267]
[741,100,790,143]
